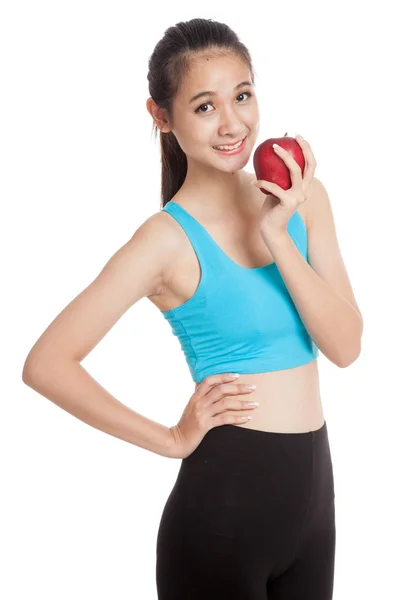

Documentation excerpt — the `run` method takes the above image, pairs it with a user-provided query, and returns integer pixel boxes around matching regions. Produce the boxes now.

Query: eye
[194,91,253,114]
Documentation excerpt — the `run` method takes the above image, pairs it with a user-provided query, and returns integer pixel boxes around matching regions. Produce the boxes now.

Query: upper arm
[306,177,363,320]
[23,212,178,371]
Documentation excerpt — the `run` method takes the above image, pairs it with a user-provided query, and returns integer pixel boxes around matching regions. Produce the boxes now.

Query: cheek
[170,122,201,153]
[249,103,260,123]
[253,120,260,139]
[186,122,215,148]
[174,130,211,158]
[246,98,260,121]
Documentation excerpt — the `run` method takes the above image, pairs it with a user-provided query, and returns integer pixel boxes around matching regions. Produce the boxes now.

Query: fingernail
[252,180,258,185]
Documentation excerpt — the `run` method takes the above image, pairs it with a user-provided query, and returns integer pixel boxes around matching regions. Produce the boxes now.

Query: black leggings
[156,420,336,599]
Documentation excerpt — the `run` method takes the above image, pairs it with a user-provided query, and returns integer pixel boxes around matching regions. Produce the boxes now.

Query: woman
[22,18,363,600]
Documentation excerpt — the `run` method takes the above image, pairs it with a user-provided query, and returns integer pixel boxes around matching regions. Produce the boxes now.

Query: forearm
[22,359,174,458]
[265,232,363,367]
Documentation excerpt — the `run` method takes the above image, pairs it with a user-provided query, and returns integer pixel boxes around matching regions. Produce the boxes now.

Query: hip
[157,420,335,568]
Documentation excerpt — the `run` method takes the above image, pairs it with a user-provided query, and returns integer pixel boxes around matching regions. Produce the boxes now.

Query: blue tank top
[160,201,319,383]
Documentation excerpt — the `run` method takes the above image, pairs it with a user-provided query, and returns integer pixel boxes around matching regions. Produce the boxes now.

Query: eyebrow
[189,80,253,104]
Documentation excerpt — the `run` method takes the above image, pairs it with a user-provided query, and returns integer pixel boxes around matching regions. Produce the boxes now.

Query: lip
[213,136,247,155]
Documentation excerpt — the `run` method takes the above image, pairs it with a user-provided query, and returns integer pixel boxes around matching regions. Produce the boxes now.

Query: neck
[179,159,250,214]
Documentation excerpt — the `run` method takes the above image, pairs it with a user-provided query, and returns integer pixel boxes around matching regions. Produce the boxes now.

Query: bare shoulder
[126,209,183,297]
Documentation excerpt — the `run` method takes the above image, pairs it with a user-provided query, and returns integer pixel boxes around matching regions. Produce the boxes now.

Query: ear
[146,97,171,134]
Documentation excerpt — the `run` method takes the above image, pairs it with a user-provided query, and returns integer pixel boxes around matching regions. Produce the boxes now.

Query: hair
[147,18,256,209]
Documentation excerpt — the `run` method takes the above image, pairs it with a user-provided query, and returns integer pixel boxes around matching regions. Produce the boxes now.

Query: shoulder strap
[162,201,224,277]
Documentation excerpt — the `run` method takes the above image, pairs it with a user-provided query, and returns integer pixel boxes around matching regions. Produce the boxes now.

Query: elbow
[22,351,78,386]
[336,315,363,368]
[22,353,53,386]
[337,344,362,368]
[22,354,34,384]
[22,357,39,386]
[337,355,359,368]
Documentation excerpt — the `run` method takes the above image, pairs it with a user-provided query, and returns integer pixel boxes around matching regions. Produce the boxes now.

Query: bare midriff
[193,360,324,434]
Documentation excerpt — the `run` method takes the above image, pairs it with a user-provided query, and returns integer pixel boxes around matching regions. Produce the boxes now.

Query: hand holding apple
[252,134,317,239]
[253,134,306,194]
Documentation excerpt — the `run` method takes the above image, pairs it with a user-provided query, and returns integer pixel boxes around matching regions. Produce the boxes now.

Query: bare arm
[22,213,179,458]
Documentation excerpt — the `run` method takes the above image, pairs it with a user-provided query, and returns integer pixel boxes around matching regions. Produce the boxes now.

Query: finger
[253,179,283,199]
[273,144,303,187]
[294,135,317,188]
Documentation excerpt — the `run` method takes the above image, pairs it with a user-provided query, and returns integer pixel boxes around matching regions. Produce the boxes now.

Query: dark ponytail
[147,18,256,209]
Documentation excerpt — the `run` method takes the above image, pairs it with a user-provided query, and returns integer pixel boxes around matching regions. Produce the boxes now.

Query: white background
[2,1,399,598]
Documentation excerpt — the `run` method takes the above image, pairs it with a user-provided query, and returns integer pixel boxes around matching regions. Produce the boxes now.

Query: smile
[213,136,247,155]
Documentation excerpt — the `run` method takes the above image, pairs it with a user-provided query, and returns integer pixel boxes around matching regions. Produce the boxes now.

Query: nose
[217,106,245,137]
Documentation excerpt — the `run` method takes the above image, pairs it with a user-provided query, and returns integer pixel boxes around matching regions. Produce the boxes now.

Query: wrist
[261,229,290,250]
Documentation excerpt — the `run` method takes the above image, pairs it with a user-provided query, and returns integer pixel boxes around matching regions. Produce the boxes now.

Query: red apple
[253,135,305,195]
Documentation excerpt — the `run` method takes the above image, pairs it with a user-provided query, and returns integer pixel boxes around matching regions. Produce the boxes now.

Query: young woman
[22,18,363,600]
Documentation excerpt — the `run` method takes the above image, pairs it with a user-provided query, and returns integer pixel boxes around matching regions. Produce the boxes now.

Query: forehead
[180,53,251,95]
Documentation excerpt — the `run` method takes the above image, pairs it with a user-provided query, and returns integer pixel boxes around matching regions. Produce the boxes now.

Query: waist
[195,359,324,433]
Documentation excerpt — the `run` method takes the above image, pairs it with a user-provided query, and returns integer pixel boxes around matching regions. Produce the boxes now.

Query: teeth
[214,138,244,150]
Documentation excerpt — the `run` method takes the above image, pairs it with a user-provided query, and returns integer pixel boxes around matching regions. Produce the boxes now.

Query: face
[160,53,260,173]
